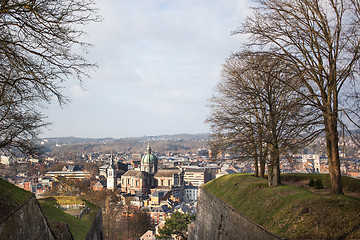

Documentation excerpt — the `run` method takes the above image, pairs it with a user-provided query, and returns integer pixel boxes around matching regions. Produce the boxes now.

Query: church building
[121,144,184,195]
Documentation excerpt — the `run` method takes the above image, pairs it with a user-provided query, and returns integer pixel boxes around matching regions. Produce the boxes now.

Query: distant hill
[42,133,211,154]
[42,137,115,145]
[43,133,210,144]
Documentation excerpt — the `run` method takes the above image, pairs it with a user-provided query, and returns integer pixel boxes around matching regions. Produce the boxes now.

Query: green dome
[141,144,158,164]
[141,153,157,164]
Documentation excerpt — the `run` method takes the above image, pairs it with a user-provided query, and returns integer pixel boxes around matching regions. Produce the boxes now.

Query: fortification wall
[0,195,55,240]
[189,187,284,240]
[0,189,103,240]
[85,209,104,240]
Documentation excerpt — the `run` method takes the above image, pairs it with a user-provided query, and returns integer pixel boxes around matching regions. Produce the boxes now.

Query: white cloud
[41,0,250,138]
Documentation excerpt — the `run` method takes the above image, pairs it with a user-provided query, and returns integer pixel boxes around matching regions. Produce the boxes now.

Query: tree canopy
[234,0,360,194]
[208,52,320,185]
[158,211,195,240]
[0,0,100,155]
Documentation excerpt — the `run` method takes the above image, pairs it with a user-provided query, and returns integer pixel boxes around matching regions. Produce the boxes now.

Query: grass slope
[203,174,360,239]
[38,196,100,240]
[281,173,360,193]
[0,178,32,221]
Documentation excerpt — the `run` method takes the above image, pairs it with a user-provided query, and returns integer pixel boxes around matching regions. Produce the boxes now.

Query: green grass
[0,178,33,220]
[281,173,360,193]
[203,174,360,239]
[38,196,100,240]
[0,178,32,206]
[0,179,100,239]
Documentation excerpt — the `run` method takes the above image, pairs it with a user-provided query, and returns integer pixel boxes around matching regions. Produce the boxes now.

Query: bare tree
[207,67,268,178]
[208,52,320,186]
[0,0,100,154]
[237,0,360,194]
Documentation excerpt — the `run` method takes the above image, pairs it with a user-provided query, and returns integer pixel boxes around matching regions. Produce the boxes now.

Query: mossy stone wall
[0,195,55,240]
[189,187,283,240]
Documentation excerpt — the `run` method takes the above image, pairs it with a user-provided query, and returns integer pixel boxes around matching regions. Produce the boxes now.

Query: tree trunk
[259,142,267,178]
[268,143,280,186]
[323,73,343,194]
[260,156,266,178]
[253,149,259,177]
[251,131,259,177]
[325,115,343,194]
[277,162,281,184]
[268,160,280,186]
[254,156,259,177]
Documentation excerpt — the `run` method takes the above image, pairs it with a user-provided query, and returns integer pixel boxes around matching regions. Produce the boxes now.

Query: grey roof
[99,164,109,170]
[142,205,171,213]
[135,171,151,179]
[122,170,151,179]
[154,168,180,178]
[224,169,237,174]
[152,190,168,198]
[93,181,105,188]
[183,168,205,173]
[63,165,83,172]
[175,204,191,214]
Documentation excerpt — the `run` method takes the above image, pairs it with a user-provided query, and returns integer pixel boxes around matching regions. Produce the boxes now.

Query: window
[168,180,171,186]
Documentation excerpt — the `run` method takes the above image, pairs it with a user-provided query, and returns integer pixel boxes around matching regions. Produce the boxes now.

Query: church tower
[107,153,117,190]
[140,143,158,174]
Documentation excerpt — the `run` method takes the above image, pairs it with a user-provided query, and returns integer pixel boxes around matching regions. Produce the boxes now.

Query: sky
[40,0,250,139]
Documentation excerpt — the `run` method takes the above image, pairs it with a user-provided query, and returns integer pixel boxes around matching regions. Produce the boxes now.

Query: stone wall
[0,193,103,240]
[85,209,104,240]
[189,187,284,240]
[0,195,55,240]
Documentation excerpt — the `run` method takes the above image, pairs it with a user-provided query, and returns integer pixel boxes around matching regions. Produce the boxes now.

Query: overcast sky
[40,0,250,139]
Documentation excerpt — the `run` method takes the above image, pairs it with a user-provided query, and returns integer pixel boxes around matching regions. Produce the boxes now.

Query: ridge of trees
[209,0,360,194]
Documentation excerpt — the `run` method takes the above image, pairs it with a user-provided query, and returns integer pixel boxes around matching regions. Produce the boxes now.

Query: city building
[182,167,206,186]
[107,154,117,190]
[184,185,198,202]
[154,168,185,195]
[44,171,90,179]
[141,205,171,226]
[92,180,106,191]
[120,144,185,195]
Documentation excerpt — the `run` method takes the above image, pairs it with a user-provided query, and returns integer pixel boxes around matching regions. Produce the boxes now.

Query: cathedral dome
[141,144,158,165]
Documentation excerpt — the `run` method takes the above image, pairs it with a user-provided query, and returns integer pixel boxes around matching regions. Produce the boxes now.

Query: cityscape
[0,134,359,239]
[1,0,360,239]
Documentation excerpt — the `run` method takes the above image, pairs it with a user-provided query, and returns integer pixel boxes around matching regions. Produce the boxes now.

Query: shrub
[308,179,315,187]
[314,179,323,189]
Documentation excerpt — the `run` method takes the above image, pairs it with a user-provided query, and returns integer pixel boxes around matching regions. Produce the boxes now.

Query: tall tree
[237,0,360,194]
[207,60,268,178]
[0,0,100,154]
[208,52,320,186]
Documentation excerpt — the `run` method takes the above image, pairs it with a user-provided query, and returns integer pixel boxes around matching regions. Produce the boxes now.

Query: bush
[308,179,315,187]
[314,179,323,189]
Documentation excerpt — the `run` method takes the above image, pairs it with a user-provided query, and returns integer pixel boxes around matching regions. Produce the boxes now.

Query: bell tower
[107,153,117,190]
